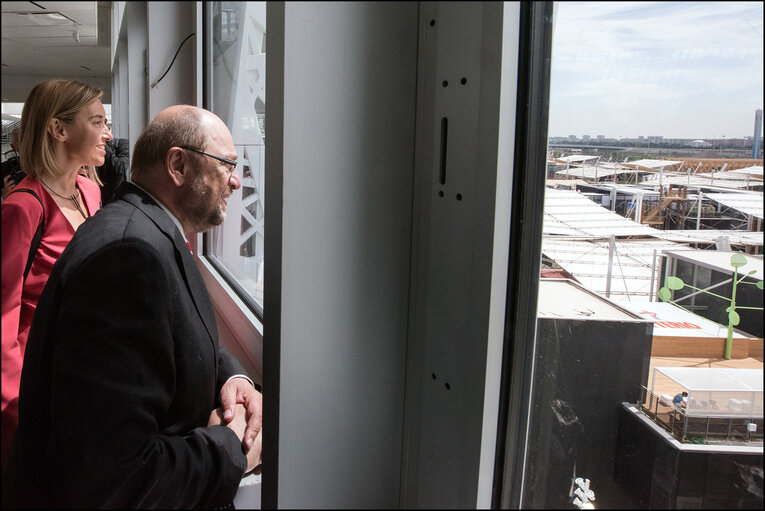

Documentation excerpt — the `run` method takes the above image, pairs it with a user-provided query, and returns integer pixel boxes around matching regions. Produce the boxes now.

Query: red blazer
[1,175,100,464]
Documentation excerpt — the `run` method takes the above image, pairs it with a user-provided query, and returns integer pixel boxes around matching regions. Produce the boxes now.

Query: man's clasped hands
[208,377,263,474]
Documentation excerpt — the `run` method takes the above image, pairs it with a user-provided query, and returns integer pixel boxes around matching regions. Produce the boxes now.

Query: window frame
[194,1,264,353]
[492,2,555,508]
[196,251,263,367]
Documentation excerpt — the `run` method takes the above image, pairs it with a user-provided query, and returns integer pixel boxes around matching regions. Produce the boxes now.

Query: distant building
[660,250,763,339]
[689,139,711,148]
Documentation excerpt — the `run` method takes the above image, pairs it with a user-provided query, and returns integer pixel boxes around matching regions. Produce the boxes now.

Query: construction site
[541,149,763,412]
[546,155,762,249]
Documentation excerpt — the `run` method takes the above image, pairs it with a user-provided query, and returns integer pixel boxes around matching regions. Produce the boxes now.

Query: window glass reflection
[530,2,763,508]
[206,1,266,312]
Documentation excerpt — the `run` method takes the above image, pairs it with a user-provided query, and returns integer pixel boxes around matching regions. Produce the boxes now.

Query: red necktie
[186,241,193,254]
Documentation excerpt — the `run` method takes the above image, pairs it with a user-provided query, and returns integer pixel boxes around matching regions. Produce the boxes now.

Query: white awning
[704,192,764,220]
[554,164,636,180]
[543,188,663,238]
[541,237,687,302]
[641,173,755,189]
[653,229,764,247]
[727,166,764,179]
[662,249,763,280]
[654,367,762,392]
[624,159,683,170]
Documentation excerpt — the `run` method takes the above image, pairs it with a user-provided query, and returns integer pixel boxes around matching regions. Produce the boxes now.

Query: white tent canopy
[651,367,763,418]
[554,163,636,180]
[625,159,683,170]
[554,155,599,163]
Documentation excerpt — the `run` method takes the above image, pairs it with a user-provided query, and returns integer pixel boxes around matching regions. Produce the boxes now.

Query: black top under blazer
[2,182,248,509]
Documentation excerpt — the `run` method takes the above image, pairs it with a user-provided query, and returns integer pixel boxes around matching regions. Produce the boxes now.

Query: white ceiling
[1,1,112,102]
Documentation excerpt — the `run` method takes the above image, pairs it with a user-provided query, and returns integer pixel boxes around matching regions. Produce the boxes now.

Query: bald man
[2,106,262,508]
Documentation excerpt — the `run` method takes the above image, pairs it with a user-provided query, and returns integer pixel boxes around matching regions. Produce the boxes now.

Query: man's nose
[229,169,242,190]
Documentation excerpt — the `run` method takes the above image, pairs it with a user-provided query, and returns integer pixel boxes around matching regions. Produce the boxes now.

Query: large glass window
[525,2,764,508]
[204,1,266,315]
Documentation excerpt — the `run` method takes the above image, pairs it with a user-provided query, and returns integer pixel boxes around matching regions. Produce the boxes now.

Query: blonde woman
[1,79,112,465]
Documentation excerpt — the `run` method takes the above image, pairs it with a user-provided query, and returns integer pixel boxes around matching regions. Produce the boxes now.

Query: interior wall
[146,2,197,120]
[111,2,128,142]
[266,2,419,507]
[123,2,148,150]
[266,2,526,508]
[111,1,197,171]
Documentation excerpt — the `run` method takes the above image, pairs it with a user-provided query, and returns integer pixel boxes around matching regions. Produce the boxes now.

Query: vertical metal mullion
[494,2,555,508]
[262,2,285,507]
[202,1,213,255]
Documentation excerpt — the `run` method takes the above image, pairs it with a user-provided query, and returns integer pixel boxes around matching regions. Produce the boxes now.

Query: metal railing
[638,386,763,444]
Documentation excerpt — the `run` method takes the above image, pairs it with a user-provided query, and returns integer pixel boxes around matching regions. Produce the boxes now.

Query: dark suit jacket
[2,182,248,508]
[96,138,130,205]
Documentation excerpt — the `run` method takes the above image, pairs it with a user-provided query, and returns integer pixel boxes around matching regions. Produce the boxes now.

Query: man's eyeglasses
[181,146,238,175]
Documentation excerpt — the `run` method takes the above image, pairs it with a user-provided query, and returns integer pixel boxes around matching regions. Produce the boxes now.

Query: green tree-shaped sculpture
[657,253,764,359]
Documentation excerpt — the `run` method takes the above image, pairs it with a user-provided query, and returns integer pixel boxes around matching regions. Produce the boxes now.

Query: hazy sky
[548,1,764,140]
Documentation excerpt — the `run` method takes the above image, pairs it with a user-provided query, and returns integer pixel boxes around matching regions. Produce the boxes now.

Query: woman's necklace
[41,179,88,219]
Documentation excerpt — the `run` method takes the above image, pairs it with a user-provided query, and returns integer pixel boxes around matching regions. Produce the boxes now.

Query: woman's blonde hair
[19,79,104,185]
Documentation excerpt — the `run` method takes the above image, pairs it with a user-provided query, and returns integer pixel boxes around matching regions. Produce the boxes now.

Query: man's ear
[166,147,189,186]
[47,118,67,142]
